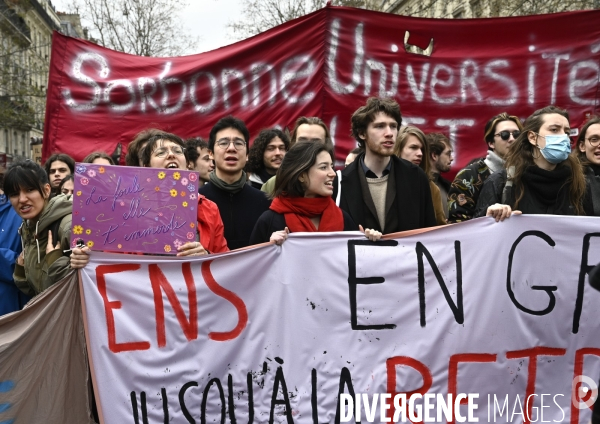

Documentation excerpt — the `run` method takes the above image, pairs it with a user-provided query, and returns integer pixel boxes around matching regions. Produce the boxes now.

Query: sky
[50,0,245,54]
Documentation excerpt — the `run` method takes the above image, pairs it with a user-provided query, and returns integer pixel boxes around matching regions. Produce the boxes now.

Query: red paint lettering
[447,353,496,424]
[571,348,600,424]
[149,263,198,347]
[386,356,433,423]
[201,260,248,341]
[96,264,150,353]
[506,347,566,424]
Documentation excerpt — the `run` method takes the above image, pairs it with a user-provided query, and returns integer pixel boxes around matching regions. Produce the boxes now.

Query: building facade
[383,0,599,19]
[0,0,85,167]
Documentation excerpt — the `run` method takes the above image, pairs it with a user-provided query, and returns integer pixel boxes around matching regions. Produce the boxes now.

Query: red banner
[44,6,600,174]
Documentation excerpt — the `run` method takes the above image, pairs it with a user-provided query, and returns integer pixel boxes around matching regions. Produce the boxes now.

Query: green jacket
[13,195,73,296]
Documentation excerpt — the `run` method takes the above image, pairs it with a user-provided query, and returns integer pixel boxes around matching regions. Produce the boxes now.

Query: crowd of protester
[1,98,599,315]
[2,96,600,422]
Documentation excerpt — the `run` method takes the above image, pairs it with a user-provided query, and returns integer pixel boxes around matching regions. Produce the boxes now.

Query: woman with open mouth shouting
[3,160,90,296]
[249,141,382,245]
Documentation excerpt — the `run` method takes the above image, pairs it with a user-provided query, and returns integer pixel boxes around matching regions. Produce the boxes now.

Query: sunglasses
[494,130,521,141]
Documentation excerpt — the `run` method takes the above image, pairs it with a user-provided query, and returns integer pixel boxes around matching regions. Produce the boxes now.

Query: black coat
[475,167,593,217]
[249,209,357,245]
[198,183,271,250]
[332,154,436,234]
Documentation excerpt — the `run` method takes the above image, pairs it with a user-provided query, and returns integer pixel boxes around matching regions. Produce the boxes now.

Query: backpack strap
[501,166,514,205]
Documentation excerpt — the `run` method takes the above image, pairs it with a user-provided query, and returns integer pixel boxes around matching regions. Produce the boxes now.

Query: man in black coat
[332,97,436,233]
[199,116,271,250]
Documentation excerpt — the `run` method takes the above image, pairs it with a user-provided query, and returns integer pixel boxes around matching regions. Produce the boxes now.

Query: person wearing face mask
[574,116,600,216]
[475,106,591,221]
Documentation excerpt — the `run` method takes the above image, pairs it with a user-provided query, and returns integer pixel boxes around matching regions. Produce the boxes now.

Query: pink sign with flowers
[71,163,199,255]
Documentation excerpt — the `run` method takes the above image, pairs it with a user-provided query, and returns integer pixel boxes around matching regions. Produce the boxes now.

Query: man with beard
[246,128,290,189]
[332,97,435,233]
[199,116,271,249]
[427,133,453,219]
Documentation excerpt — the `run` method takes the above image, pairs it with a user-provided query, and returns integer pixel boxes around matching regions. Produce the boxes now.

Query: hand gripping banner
[78,216,600,423]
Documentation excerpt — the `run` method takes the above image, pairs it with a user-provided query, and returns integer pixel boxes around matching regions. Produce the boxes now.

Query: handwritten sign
[71,163,199,255]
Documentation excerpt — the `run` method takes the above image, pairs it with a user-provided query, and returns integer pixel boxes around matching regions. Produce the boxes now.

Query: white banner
[80,216,600,424]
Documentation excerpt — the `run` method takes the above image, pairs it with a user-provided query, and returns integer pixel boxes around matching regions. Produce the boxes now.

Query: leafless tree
[71,0,198,57]
[228,0,385,40]
[0,1,47,131]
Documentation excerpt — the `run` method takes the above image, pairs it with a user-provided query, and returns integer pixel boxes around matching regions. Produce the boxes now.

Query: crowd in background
[1,97,599,423]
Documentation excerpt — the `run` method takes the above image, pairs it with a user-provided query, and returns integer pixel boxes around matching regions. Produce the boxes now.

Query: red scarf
[270,196,344,232]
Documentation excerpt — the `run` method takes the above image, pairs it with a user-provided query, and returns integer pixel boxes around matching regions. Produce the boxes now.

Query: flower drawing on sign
[76,164,86,174]
[98,167,105,174]
[182,201,188,207]
[120,201,125,207]
[188,173,197,182]
[189,193,197,200]
[173,239,183,248]
[76,191,82,196]
[187,232,194,240]
[80,177,89,186]
[180,191,186,197]
[164,245,172,253]
[87,241,94,248]
[71,239,77,248]
[155,186,160,192]
[187,184,195,192]
[117,244,122,249]
[158,212,163,217]
[73,225,83,235]
[173,172,181,180]
[146,178,152,183]
[158,171,166,180]
[87,169,96,178]
[170,189,178,197]
[181,177,188,186]
[85,229,91,235]
[189,222,195,228]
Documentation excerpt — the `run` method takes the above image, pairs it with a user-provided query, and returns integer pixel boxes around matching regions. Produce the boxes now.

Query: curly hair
[246,128,290,174]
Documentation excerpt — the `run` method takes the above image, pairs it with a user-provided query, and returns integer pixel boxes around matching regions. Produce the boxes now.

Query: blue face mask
[537,134,571,164]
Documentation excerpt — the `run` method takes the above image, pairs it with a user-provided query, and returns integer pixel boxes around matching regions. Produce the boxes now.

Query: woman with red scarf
[250,142,381,245]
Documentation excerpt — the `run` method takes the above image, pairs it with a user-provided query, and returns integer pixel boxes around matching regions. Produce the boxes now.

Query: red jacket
[197,195,228,254]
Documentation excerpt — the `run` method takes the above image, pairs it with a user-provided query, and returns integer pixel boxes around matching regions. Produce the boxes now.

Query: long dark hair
[3,159,50,200]
[273,142,334,198]
[505,106,586,215]
[246,128,290,173]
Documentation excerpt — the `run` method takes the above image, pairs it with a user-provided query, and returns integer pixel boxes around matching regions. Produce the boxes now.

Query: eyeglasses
[494,130,521,141]
[216,138,246,150]
[586,137,600,147]
[152,146,185,158]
